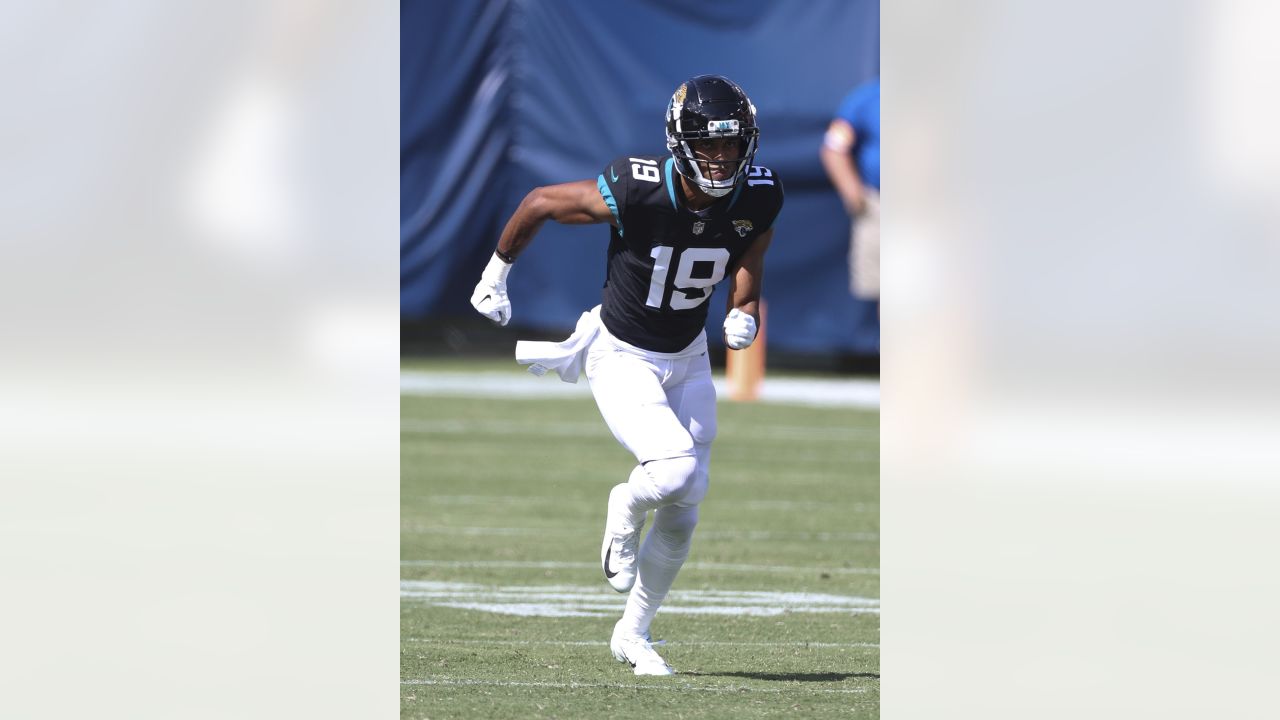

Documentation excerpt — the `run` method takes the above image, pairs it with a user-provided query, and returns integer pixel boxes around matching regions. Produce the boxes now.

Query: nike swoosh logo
[603,542,619,578]
[610,167,618,182]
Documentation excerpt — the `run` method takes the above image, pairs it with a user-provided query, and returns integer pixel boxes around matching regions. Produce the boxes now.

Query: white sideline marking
[401,371,880,409]
[417,443,878,464]
[402,677,872,694]
[402,418,878,441]
[404,638,880,648]
[400,524,879,543]
[400,580,879,618]
[400,560,878,575]
[742,499,877,512]
[418,494,878,513]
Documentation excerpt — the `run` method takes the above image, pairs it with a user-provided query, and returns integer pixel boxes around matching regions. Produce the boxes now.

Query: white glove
[470,252,513,326]
[723,308,757,350]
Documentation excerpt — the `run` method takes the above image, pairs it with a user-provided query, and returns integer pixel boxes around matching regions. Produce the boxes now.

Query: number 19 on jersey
[645,246,731,311]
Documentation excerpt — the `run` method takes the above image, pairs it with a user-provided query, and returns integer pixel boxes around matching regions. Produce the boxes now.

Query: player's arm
[471,180,614,325]
[723,228,774,350]
[495,180,615,261]
[820,118,866,216]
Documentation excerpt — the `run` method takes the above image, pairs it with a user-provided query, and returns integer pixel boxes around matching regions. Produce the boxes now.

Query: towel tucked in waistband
[514,305,602,384]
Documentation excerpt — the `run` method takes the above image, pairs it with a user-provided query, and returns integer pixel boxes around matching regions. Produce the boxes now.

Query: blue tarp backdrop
[402,0,880,354]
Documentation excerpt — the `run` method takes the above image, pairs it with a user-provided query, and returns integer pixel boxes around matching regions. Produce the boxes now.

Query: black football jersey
[595,154,784,353]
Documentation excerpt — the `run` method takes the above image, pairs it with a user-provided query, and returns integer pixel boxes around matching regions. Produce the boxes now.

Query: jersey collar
[668,158,744,215]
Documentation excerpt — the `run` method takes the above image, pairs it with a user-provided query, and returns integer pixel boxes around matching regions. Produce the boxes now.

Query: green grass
[401,356,535,374]
[402,393,879,718]
[401,354,879,381]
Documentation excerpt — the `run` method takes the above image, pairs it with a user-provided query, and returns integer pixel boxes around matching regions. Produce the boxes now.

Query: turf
[402,390,879,718]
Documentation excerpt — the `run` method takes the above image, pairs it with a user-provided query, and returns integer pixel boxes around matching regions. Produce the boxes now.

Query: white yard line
[741,499,877,512]
[401,580,880,618]
[415,495,879,513]
[400,560,878,575]
[402,418,878,441]
[401,371,880,409]
[400,524,879,542]
[404,638,879,648]
[416,443,879,463]
[426,601,879,617]
[401,677,873,694]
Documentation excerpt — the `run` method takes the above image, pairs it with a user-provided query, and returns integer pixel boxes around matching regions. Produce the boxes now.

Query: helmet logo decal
[706,119,739,134]
[669,82,688,123]
[732,219,754,237]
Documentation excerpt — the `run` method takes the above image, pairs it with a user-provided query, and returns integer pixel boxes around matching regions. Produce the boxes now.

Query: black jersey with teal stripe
[595,154,784,353]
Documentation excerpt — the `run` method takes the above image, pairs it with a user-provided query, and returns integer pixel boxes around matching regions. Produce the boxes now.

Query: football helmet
[666,75,759,198]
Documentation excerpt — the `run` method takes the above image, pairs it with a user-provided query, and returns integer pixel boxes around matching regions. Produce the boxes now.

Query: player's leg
[668,352,717,504]
[621,349,717,522]
[615,354,717,641]
[614,500,697,638]
[586,345,697,594]
[609,502,696,676]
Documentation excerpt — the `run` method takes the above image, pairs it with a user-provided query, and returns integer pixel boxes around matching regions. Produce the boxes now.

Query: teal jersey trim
[728,178,745,210]
[597,174,622,236]
[664,157,678,209]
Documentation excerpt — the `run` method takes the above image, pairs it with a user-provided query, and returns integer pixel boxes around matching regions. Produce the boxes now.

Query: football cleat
[601,484,643,592]
[611,620,675,676]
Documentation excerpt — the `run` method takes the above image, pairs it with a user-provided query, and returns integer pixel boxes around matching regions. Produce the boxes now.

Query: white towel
[514,305,602,383]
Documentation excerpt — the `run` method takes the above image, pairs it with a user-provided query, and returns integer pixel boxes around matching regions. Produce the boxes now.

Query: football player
[470,74,784,675]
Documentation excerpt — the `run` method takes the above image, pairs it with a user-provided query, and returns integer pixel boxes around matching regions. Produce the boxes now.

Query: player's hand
[470,252,513,326]
[723,308,757,350]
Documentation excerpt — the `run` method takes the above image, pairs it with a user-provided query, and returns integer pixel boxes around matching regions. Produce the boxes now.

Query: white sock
[618,503,698,638]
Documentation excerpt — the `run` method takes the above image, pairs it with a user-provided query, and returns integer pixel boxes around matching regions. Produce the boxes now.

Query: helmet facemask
[668,125,759,197]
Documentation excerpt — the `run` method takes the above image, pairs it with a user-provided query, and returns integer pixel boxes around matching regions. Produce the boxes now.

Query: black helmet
[665,75,759,197]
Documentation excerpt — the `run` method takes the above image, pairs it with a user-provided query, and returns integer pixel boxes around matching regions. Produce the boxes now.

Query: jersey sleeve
[597,156,634,234]
[757,173,785,234]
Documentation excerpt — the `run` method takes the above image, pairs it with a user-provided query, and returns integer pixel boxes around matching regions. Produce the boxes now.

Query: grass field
[402,384,880,718]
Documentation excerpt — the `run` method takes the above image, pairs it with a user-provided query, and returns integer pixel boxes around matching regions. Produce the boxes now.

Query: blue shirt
[835,78,880,190]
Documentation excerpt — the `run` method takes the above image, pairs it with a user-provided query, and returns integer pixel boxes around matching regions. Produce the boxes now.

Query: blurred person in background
[821,76,880,311]
[469,75,784,676]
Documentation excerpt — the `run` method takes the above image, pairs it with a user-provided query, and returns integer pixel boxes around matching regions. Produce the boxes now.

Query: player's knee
[644,455,699,504]
[676,466,709,507]
[689,416,716,445]
[652,504,698,549]
[673,443,711,507]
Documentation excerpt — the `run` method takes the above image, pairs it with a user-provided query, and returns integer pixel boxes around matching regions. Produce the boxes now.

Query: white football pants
[585,326,716,638]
